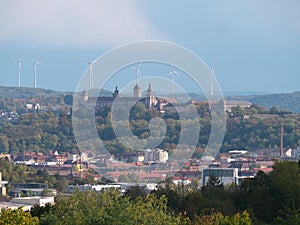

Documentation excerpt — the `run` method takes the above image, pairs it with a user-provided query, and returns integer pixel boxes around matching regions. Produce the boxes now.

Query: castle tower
[133,84,142,98]
[113,86,119,98]
[147,83,154,97]
[146,84,157,109]
[82,90,88,101]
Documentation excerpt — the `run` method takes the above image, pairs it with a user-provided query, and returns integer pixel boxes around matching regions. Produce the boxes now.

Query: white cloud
[0,0,162,47]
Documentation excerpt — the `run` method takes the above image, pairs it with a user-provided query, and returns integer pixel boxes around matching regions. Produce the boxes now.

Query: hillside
[226,91,300,113]
[1,86,300,113]
[0,86,112,99]
[247,92,300,113]
[0,86,65,99]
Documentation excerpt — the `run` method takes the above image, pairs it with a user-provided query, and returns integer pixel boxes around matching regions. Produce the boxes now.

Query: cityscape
[0,1,300,225]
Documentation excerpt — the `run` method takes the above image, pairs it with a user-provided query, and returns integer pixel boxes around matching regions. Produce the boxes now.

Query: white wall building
[202,168,239,186]
[144,149,168,163]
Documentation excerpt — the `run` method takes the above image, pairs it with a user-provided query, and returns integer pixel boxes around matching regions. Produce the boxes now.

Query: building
[202,168,239,186]
[144,149,168,163]
[67,184,122,193]
[224,100,252,112]
[133,84,142,98]
[0,172,7,196]
[10,183,56,197]
[86,85,158,111]
[0,196,54,211]
[202,167,254,186]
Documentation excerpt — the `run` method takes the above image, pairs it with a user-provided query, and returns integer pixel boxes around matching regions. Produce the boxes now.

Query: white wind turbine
[131,63,142,85]
[32,60,42,88]
[168,64,179,95]
[83,57,96,90]
[11,57,23,87]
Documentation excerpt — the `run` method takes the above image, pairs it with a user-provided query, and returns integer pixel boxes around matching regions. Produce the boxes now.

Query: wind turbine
[83,57,96,90]
[168,64,179,95]
[131,63,142,85]
[32,60,42,88]
[11,57,23,87]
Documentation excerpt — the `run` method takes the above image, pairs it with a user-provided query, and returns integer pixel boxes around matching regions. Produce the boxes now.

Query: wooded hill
[226,91,300,113]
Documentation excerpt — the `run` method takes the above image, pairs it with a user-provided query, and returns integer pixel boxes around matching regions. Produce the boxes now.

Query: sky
[0,0,299,94]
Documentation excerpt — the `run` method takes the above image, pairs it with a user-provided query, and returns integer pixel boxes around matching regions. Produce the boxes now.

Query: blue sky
[0,0,299,94]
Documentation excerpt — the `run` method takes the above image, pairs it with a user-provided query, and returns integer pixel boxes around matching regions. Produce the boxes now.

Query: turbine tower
[210,65,214,96]
[11,57,23,87]
[168,64,179,95]
[83,57,96,90]
[33,60,42,88]
[131,63,142,98]
[131,63,142,85]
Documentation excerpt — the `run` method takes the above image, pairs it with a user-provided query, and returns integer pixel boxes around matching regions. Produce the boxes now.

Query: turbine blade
[173,70,180,76]
[82,57,89,63]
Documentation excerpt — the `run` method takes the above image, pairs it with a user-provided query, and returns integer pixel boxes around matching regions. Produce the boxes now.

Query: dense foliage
[0,208,39,225]
[0,98,300,157]
[248,91,300,113]
[0,109,77,154]
[39,189,190,225]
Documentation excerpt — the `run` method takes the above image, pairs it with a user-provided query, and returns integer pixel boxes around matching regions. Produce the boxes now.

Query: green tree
[0,135,9,153]
[269,161,300,212]
[124,186,148,200]
[269,106,279,114]
[41,189,190,225]
[194,211,251,225]
[30,203,52,220]
[0,208,39,225]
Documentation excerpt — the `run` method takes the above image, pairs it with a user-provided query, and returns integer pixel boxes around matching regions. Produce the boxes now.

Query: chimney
[280,123,284,157]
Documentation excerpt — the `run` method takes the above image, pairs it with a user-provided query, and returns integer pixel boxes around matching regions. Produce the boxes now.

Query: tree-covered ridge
[0,86,64,99]
[0,109,77,154]
[225,91,300,113]
[0,101,300,156]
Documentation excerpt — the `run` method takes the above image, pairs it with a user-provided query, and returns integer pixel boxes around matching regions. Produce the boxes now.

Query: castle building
[86,84,158,111]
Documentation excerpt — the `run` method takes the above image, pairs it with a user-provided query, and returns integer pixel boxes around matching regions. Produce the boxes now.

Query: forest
[0,96,299,158]
[223,91,300,113]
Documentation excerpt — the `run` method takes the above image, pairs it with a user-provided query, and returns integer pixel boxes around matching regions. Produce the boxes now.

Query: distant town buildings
[144,148,168,163]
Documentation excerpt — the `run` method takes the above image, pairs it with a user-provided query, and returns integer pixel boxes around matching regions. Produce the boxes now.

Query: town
[0,85,298,217]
